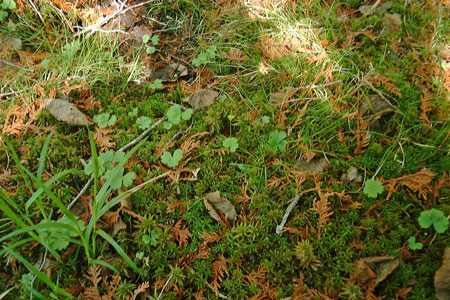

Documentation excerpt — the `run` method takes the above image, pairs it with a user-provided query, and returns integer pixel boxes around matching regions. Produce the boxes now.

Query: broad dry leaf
[435,247,450,300]
[112,218,127,236]
[382,13,402,35]
[297,157,328,173]
[184,89,219,111]
[150,63,188,82]
[351,256,399,287]
[203,191,237,222]
[45,98,92,126]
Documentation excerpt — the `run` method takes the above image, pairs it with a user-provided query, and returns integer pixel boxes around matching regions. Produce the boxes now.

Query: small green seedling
[143,34,159,55]
[363,179,384,198]
[223,137,239,153]
[37,216,85,251]
[192,45,217,66]
[161,149,183,168]
[147,79,163,91]
[103,167,136,190]
[0,0,16,21]
[136,251,144,259]
[128,107,138,117]
[93,112,117,128]
[136,116,152,130]
[142,230,159,246]
[268,130,287,152]
[256,116,270,125]
[164,105,193,129]
[408,236,423,250]
[418,208,449,233]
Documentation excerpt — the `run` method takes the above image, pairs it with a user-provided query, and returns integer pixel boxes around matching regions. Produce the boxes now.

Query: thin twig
[156,274,173,300]
[29,247,48,299]
[119,118,165,152]
[276,193,304,235]
[67,177,93,210]
[0,59,33,72]
[156,121,193,160]
[27,0,44,23]
[125,171,170,194]
[74,0,156,37]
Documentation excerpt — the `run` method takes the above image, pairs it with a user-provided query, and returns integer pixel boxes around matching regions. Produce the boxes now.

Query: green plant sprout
[147,79,163,91]
[255,116,270,125]
[267,130,287,152]
[143,34,159,54]
[0,0,16,22]
[128,107,139,117]
[192,45,217,66]
[164,105,193,129]
[418,208,449,233]
[142,230,159,246]
[223,137,239,152]
[363,179,384,198]
[93,112,117,128]
[136,116,152,130]
[161,149,183,168]
[408,236,423,250]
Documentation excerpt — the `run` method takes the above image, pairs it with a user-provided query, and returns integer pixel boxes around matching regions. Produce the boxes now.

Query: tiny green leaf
[122,172,136,187]
[261,116,270,124]
[0,11,8,22]
[223,137,239,153]
[93,113,116,128]
[136,251,144,259]
[128,107,138,117]
[167,105,182,125]
[267,130,287,152]
[161,149,183,168]
[136,116,152,130]
[181,108,193,121]
[2,0,16,10]
[363,179,384,198]
[408,236,423,250]
[146,46,156,55]
[163,122,173,129]
[151,35,159,45]
[418,208,449,233]
[147,79,163,90]
[142,34,151,44]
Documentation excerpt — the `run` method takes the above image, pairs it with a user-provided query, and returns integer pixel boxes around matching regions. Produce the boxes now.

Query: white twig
[156,274,173,300]
[0,59,33,72]
[276,193,304,235]
[119,118,165,152]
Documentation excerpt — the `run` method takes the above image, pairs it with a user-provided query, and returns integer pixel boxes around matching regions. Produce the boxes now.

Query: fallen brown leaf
[351,256,399,287]
[150,63,188,82]
[203,191,237,222]
[45,98,92,126]
[435,247,450,300]
[184,89,219,111]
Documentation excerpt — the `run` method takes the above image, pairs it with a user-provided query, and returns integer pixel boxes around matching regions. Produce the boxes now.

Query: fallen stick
[276,192,304,235]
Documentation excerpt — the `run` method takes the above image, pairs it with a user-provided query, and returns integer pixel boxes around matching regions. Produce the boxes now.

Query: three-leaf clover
[165,105,193,128]
[103,167,136,190]
[363,179,384,198]
[147,79,163,91]
[128,107,138,117]
[408,236,423,250]
[418,208,449,233]
[1,0,16,10]
[136,116,152,130]
[136,251,145,259]
[37,217,85,251]
[142,230,159,245]
[192,45,217,66]
[146,46,156,55]
[161,149,183,168]
[255,115,270,125]
[93,113,117,128]
[142,34,151,44]
[223,137,239,153]
[267,130,287,152]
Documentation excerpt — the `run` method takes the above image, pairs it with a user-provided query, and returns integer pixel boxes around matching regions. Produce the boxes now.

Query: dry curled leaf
[435,247,450,300]
[184,89,219,111]
[203,191,237,222]
[381,13,402,35]
[45,98,92,126]
[297,157,328,173]
[150,63,188,82]
[351,256,399,287]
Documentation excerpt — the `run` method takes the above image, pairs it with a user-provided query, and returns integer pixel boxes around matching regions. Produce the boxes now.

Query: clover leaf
[142,230,159,245]
[146,46,156,55]
[102,167,136,190]
[161,149,183,168]
[167,105,182,125]
[223,137,239,153]
[408,236,423,250]
[192,45,217,66]
[147,79,163,90]
[128,107,138,117]
[363,179,384,198]
[142,34,151,44]
[93,113,117,128]
[37,216,85,251]
[136,116,152,130]
[181,108,193,121]
[418,208,449,233]
[151,35,159,45]
[2,0,16,10]
[267,130,287,152]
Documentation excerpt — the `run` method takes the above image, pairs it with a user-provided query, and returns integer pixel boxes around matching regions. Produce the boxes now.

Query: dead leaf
[203,191,237,222]
[360,94,396,131]
[297,157,328,173]
[222,49,248,63]
[341,166,363,186]
[351,256,399,287]
[359,1,392,16]
[45,98,92,126]
[184,89,219,111]
[130,26,152,46]
[435,247,450,300]
[119,10,135,29]
[149,63,188,82]
[112,218,127,236]
[381,13,402,35]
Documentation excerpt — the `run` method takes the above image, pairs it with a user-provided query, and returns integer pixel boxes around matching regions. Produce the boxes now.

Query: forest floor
[0,0,449,299]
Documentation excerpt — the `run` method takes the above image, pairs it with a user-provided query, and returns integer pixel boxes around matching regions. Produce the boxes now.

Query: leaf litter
[203,191,237,222]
